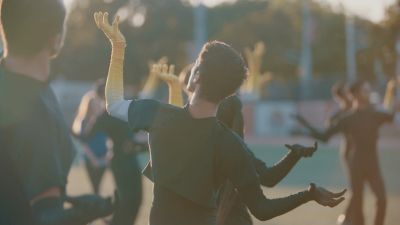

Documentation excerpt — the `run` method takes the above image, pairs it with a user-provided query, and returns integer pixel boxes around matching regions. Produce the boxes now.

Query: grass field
[67,143,400,225]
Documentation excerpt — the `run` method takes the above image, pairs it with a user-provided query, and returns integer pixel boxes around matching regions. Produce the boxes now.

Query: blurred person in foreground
[74,79,145,225]
[95,11,346,225]
[295,80,397,225]
[0,0,113,224]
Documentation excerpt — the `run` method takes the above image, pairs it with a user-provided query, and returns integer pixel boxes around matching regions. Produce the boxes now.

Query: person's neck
[188,92,218,119]
[3,53,50,82]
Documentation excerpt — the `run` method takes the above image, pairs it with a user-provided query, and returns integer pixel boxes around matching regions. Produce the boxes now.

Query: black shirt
[0,63,75,200]
[127,99,311,225]
[313,106,393,160]
[128,99,258,208]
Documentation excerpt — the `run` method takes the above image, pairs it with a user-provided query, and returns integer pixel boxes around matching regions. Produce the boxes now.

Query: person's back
[0,1,114,224]
[0,64,75,201]
[127,99,260,225]
[94,12,347,225]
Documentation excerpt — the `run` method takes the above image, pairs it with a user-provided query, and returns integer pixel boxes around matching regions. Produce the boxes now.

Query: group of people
[0,0,395,225]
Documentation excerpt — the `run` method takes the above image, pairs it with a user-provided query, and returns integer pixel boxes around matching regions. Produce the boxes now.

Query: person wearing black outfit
[295,80,394,225]
[76,89,144,225]
[175,66,319,225]
[0,1,113,224]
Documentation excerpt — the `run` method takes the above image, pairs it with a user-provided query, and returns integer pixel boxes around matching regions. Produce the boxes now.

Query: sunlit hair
[196,41,248,103]
[0,0,66,56]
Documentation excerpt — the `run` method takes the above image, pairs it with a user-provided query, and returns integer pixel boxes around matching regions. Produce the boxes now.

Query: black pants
[85,161,106,194]
[344,155,386,225]
[110,154,142,225]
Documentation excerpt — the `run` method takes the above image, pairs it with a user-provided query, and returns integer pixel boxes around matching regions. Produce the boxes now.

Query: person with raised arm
[95,11,346,225]
[294,80,396,225]
[155,63,321,225]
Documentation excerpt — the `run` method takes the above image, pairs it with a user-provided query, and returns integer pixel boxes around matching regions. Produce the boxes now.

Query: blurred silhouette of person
[72,79,111,194]
[76,79,145,225]
[295,80,395,225]
[0,1,113,224]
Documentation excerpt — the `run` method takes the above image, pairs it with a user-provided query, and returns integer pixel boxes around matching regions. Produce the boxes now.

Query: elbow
[260,179,277,188]
[251,210,274,221]
[106,101,121,117]
[247,202,275,221]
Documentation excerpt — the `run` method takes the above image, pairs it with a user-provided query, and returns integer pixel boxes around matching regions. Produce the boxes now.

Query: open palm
[153,64,180,85]
[94,11,126,44]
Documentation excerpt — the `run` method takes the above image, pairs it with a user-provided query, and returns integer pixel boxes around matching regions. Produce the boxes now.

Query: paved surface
[67,143,400,225]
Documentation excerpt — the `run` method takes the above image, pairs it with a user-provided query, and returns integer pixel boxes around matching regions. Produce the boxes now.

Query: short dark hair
[331,81,348,100]
[0,0,66,56]
[197,41,247,103]
[348,79,367,97]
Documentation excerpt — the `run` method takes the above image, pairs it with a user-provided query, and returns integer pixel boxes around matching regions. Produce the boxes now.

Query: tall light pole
[191,0,207,61]
[299,0,313,99]
[345,13,357,82]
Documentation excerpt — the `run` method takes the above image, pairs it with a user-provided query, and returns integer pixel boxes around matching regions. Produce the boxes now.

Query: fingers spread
[103,12,110,27]
[94,12,100,28]
[326,197,345,208]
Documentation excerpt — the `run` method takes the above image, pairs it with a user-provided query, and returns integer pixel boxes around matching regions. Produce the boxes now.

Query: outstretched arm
[293,114,339,142]
[220,135,345,221]
[153,64,184,107]
[238,182,345,221]
[383,78,399,111]
[255,143,317,187]
[94,12,130,121]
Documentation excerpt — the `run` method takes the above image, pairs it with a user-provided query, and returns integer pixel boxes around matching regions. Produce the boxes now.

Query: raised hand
[309,183,346,207]
[152,64,180,85]
[285,142,318,158]
[94,11,126,44]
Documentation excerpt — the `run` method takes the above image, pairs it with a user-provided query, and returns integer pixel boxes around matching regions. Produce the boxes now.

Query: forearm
[104,42,131,121]
[383,80,396,111]
[167,82,184,107]
[239,183,312,221]
[299,120,329,142]
[105,42,126,113]
[258,151,300,187]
